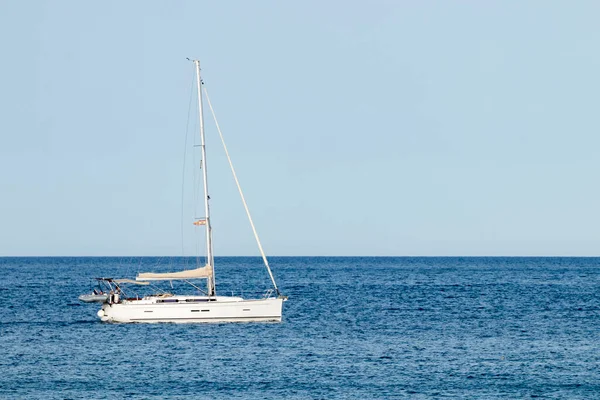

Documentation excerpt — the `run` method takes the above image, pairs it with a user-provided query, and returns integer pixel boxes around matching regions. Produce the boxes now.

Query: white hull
[98,296,283,323]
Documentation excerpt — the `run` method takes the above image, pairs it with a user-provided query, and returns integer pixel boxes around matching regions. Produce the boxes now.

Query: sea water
[1,257,599,399]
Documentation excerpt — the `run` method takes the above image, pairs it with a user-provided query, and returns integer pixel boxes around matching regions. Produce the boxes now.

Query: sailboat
[86,59,285,323]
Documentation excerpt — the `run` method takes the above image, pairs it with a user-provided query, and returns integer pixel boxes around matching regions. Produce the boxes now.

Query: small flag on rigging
[193,219,207,226]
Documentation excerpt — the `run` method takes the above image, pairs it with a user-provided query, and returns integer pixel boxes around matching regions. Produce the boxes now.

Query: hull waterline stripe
[128,315,281,321]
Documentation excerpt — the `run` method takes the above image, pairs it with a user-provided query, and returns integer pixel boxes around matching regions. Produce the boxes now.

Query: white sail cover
[136,265,213,281]
[113,279,150,285]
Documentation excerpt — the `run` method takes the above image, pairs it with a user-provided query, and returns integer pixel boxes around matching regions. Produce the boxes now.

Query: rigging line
[191,115,204,265]
[181,68,196,257]
[191,99,206,269]
[202,86,281,296]
[154,256,164,271]
[137,258,144,277]
[124,256,134,278]
[122,257,132,282]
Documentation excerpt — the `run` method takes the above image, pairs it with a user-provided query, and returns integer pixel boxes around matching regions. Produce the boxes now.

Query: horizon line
[2,255,600,258]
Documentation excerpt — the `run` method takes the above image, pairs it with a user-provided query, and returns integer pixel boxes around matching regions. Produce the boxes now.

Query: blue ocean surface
[1,256,600,399]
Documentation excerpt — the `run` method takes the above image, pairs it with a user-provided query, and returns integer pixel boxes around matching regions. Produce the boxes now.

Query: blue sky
[1,1,600,256]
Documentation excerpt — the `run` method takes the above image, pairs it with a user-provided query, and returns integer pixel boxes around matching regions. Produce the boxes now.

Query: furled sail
[113,279,150,285]
[136,265,213,281]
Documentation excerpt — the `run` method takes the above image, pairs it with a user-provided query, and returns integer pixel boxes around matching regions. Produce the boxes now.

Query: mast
[193,59,216,296]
